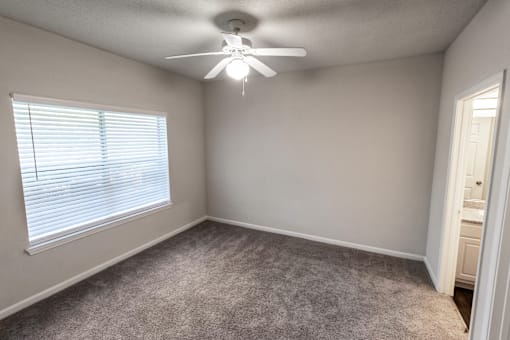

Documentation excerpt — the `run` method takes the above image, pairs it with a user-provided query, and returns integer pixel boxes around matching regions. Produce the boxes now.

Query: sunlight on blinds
[12,98,170,245]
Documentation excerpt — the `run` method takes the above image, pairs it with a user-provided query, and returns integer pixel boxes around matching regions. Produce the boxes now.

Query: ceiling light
[226,59,250,80]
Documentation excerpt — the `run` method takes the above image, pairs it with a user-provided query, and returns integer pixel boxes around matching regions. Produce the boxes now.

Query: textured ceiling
[0,0,487,80]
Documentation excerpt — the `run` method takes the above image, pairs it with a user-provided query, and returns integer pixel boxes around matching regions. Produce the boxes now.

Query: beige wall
[205,54,443,256]
[0,17,206,311]
[425,0,510,338]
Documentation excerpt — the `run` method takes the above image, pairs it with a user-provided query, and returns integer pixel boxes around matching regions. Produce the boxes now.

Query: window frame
[10,93,173,255]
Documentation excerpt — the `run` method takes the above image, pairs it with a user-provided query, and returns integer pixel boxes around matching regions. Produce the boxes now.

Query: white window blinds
[12,96,171,245]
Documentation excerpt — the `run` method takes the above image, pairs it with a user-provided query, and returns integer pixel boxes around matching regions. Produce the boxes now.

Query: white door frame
[437,71,507,339]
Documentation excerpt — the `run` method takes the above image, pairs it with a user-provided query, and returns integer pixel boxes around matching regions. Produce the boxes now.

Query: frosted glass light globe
[226,59,250,80]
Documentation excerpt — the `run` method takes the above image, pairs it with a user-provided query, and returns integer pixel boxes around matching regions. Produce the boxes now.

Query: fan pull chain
[242,76,247,96]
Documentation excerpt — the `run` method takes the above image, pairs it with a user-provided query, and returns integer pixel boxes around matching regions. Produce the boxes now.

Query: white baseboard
[424,257,440,291]
[207,216,425,261]
[0,216,207,320]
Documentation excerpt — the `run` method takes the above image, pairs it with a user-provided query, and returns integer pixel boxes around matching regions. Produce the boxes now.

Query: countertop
[462,207,484,224]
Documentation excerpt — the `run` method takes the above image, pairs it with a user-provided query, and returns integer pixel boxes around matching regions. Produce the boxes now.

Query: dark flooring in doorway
[0,221,467,339]
[454,286,474,328]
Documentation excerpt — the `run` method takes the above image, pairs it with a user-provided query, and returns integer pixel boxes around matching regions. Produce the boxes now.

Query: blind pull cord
[27,104,39,181]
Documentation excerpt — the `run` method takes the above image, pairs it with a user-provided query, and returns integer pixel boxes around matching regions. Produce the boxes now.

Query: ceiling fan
[164,20,307,80]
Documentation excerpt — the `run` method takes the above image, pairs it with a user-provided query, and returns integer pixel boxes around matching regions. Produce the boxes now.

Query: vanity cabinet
[456,220,482,287]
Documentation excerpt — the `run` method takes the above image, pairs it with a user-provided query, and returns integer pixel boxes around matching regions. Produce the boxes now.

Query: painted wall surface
[205,55,443,256]
[0,17,206,311]
[424,0,510,337]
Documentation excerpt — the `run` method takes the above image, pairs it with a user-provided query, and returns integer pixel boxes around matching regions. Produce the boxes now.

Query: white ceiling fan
[164,20,307,80]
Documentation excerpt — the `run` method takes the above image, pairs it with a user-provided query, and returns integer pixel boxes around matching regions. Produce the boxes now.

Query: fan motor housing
[222,37,252,51]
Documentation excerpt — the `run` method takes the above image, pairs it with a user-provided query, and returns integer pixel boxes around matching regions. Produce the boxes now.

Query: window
[12,95,171,248]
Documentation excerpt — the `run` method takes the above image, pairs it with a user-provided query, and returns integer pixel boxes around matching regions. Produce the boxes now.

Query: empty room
[1,1,509,339]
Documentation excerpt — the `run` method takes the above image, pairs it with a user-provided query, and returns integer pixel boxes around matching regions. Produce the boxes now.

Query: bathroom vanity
[456,207,484,288]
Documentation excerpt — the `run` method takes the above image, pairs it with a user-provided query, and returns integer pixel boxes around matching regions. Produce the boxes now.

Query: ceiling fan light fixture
[164,31,306,80]
[226,59,250,80]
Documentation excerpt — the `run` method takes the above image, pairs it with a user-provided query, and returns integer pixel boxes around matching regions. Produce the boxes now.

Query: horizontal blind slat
[23,174,169,206]
[27,190,169,231]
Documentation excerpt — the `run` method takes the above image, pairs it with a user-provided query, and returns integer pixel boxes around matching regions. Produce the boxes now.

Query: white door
[464,117,494,200]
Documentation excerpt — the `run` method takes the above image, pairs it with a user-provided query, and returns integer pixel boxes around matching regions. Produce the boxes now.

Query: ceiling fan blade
[244,56,277,77]
[250,48,307,57]
[165,51,225,60]
[222,33,243,48]
[204,57,233,79]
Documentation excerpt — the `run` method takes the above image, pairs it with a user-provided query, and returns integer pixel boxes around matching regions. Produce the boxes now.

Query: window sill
[25,202,173,256]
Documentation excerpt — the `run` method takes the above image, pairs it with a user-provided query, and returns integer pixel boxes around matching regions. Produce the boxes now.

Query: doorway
[452,87,499,327]
[438,72,505,337]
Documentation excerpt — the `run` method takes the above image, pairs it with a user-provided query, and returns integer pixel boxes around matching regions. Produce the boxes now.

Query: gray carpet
[0,221,467,339]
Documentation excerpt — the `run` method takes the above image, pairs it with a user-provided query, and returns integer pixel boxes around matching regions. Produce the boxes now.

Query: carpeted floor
[0,221,467,340]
